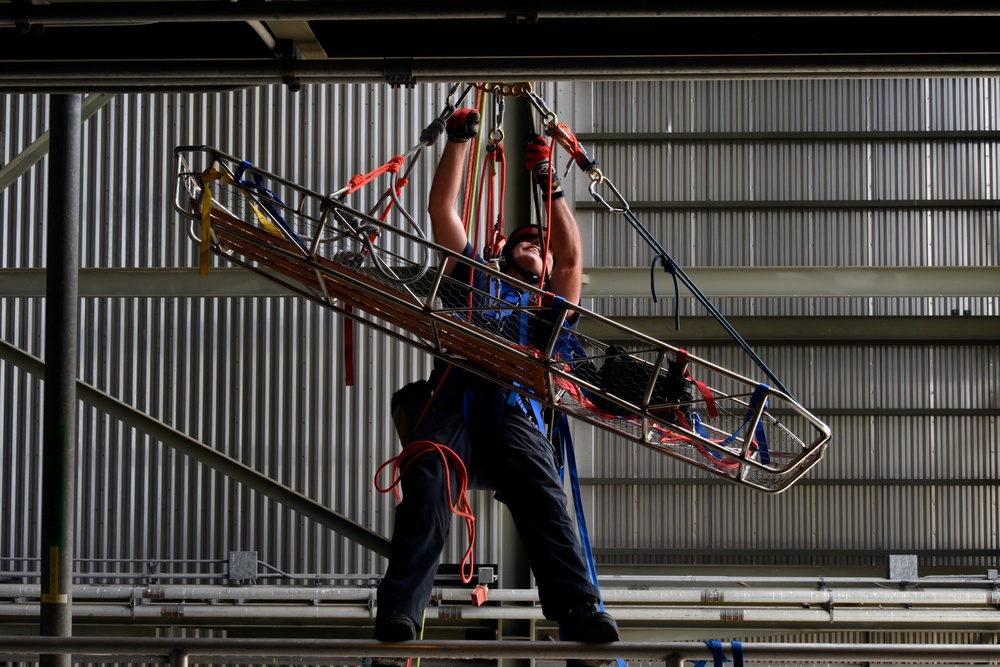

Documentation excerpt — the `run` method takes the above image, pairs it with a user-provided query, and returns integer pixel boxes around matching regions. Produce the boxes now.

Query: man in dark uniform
[373,108,619,666]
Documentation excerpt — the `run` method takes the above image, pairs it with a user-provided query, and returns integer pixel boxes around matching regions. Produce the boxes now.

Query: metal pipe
[4,583,1000,608]
[581,266,1000,298]
[2,636,1000,664]
[39,93,82,667]
[245,21,276,51]
[3,596,1000,630]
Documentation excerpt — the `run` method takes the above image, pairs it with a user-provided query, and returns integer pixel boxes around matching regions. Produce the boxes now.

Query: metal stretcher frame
[172,145,832,494]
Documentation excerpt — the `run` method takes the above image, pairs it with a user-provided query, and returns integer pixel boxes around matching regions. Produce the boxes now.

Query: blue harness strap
[506,390,547,435]
[554,414,627,667]
[498,286,548,432]
[692,640,744,667]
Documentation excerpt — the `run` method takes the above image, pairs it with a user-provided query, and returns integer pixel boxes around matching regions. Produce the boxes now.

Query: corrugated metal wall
[1,83,542,582]
[573,79,998,569]
[1,79,997,590]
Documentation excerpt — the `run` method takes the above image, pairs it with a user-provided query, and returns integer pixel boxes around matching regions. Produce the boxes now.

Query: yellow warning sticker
[41,546,67,603]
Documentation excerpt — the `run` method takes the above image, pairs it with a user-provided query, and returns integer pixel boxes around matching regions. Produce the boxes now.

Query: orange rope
[374,366,476,583]
[374,439,476,584]
[345,155,406,194]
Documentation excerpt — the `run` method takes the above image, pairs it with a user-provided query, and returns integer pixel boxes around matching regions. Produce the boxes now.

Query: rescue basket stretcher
[173,145,832,494]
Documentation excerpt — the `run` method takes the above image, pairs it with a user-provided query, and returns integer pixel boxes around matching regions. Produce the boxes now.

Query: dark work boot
[372,612,417,667]
[559,596,620,667]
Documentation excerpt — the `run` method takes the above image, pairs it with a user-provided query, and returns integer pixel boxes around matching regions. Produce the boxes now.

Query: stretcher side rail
[173,145,833,493]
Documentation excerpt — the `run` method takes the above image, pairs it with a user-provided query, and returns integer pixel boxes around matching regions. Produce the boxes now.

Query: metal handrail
[2,636,999,667]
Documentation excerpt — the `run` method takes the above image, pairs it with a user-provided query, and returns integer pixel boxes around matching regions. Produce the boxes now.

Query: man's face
[509,232,553,277]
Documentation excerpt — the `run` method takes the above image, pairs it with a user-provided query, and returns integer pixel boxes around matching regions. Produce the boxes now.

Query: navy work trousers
[376,382,600,628]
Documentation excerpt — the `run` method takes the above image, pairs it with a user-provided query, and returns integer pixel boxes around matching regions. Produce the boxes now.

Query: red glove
[523,133,560,189]
[446,108,480,142]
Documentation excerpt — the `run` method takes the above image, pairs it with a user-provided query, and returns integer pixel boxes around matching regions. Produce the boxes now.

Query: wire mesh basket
[173,145,832,493]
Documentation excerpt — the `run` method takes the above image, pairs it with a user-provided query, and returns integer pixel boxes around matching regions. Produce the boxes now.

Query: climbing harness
[172,82,832,495]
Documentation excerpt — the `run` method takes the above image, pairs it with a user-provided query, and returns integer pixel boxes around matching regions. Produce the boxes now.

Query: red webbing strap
[473,148,492,267]
[343,310,355,386]
[677,349,718,418]
[551,122,598,173]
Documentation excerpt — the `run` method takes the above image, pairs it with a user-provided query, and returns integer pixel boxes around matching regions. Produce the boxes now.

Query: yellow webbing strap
[197,168,283,275]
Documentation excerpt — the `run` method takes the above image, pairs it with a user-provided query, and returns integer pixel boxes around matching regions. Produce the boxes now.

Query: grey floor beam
[2,266,996,299]
[577,314,999,344]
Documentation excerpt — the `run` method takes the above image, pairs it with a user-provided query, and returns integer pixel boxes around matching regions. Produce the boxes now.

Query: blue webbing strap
[555,414,627,667]
[691,640,743,667]
[232,160,308,254]
[507,390,547,436]
[720,384,771,465]
[691,412,710,439]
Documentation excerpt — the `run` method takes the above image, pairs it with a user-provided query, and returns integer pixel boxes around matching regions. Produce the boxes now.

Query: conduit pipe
[3,584,1000,608]
[7,266,998,299]
[3,602,1000,629]
[3,588,1000,630]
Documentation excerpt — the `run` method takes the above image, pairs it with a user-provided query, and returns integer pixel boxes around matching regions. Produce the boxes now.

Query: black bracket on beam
[384,58,416,89]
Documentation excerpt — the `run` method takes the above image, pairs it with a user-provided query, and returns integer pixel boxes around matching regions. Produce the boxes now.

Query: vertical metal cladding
[0,84,511,584]
[577,79,998,569]
[0,78,996,592]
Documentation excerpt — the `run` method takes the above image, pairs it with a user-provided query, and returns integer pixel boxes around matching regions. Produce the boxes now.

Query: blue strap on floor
[556,414,627,667]
[692,640,743,667]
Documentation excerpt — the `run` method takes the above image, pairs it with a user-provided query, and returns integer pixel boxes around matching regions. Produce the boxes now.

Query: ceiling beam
[2,56,998,94]
[4,8,1000,91]
[6,2,1000,26]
